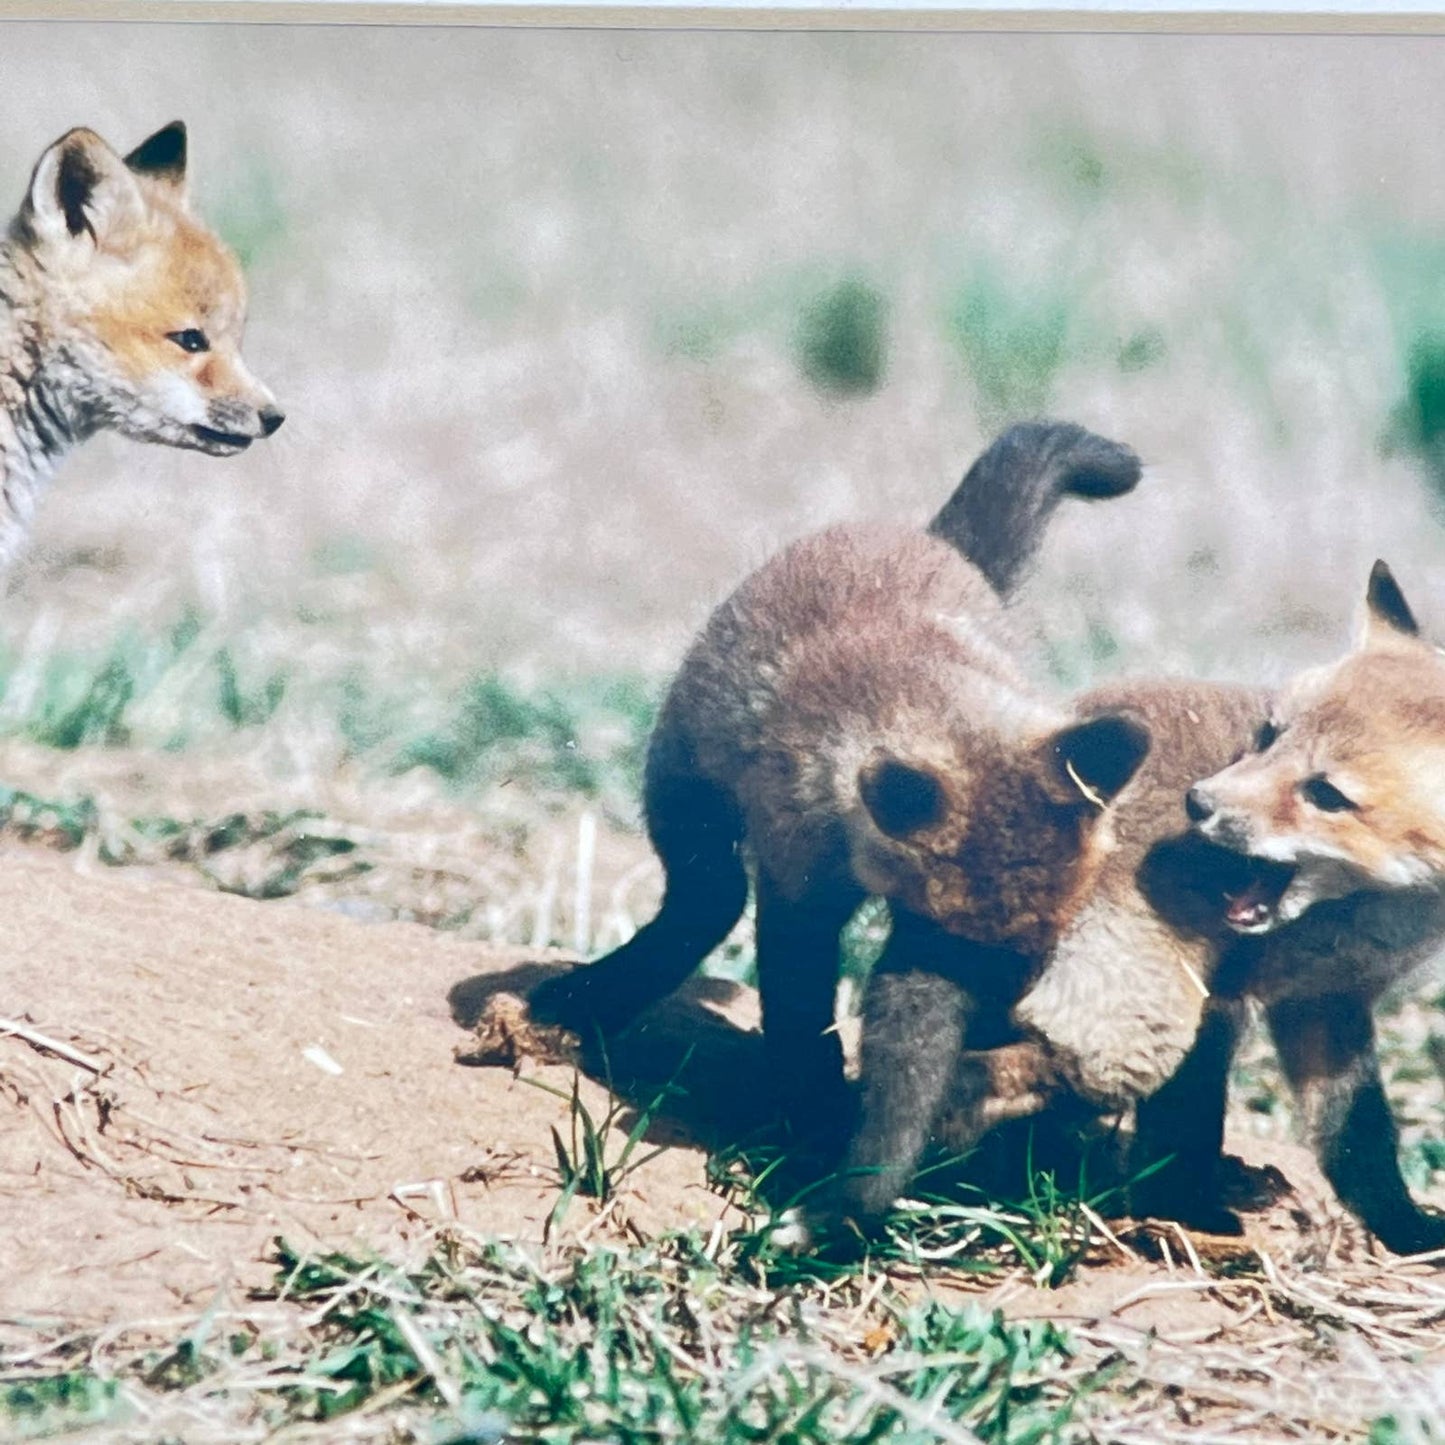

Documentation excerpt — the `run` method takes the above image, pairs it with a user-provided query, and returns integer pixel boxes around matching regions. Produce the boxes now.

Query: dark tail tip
[1003,419,1142,499]
[928,419,1143,597]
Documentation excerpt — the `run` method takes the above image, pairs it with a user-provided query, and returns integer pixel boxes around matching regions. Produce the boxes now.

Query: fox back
[662,516,1148,957]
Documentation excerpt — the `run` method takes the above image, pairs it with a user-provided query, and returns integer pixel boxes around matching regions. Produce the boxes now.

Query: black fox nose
[1184,786,1214,824]
[259,406,285,437]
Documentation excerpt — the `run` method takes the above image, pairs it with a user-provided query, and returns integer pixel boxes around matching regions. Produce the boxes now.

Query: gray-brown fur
[0,205,70,526]
[1013,677,1270,1108]
[1123,987,1445,1253]
[839,912,1035,1223]
[528,421,1147,1133]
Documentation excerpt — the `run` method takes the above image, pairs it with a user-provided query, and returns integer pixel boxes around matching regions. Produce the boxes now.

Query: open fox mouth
[190,423,254,451]
[1222,859,1297,933]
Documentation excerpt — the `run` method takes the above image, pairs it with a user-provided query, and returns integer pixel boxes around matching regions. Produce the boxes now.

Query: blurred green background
[3,22,1445,949]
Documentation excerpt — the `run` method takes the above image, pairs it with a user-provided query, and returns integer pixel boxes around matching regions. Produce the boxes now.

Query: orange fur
[0,121,281,561]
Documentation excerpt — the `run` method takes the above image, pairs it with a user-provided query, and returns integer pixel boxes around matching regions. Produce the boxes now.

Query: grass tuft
[28,651,136,750]
[391,672,653,800]
[795,276,890,397]
[530,1063,679,1238]
[215,646,288,728]
[120,1231,1089,1442]
[946,260,1076,424]
[1,1373,121,1440]
[0,783,368,899]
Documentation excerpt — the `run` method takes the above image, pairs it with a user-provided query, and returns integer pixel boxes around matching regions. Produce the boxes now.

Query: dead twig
[0,1017,104,1074]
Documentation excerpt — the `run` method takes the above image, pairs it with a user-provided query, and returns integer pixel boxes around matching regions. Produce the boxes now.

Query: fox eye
[1300,774,1357,813]
[166,329,210,354]
[1255,720,1281,752]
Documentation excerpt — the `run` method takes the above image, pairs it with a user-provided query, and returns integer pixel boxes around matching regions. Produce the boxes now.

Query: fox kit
[1009,563,1445,1254]
[829,675,1267,1231]
[528,422,1149,1131]
[0,121,282,562]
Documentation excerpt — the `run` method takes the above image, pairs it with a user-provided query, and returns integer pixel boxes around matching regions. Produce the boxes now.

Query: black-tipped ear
[54,141,101,239]
[1050,713,1151,808]
[124,121,187,187]
[859,757,947,840]
[1362,559,1420,646]
[21,128,145,248]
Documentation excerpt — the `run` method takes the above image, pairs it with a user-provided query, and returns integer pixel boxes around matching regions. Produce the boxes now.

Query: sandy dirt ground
[0,844,1419,1357]
[0,847,749,1333]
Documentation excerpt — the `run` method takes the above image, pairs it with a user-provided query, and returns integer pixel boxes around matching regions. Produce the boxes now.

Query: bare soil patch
[0,847,737,1335]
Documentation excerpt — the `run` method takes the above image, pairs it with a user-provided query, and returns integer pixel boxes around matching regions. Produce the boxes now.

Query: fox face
[853,711,1151,953]
[13,122,283,456]
[1188,562,1445,935]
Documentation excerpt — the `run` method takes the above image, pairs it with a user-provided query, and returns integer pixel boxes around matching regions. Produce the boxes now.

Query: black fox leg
[1268,994,1445,1256]
[1130,998,1243,1233]
[752,871,863,1138]
[529,765,747,1038]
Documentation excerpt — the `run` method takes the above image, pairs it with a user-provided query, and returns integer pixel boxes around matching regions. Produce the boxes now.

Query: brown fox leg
[528,765,748,1038]
[1267,994,1445,1256]
[753,871,865,1137]
[935,1040,1060,1144]
[1130,999,1244,1234]
[831,913,1018,1228]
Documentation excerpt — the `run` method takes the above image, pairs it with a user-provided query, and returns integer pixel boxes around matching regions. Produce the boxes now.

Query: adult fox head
[11,121,283,456]
[1188,562,1445,934]
[853,709,1151,954]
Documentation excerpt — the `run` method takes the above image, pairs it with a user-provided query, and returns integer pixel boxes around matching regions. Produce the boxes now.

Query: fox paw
[454,990,581,1070]
[1130,1188,1245,1240]
[526,966,652,1044]
[527,967,614,1035]
[1373,1207,1445,1260]
[766,1205,872,1262]
[1216,1155,1293,1214]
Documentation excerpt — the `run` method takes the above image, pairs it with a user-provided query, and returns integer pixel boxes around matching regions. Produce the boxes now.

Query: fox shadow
[446,833,1301,1232]
[445,960,1118,1210]
[447,961,798,1159]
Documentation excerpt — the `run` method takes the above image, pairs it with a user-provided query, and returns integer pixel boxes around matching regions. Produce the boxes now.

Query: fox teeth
[1223,879,1283,930]
[1225,894,1273,929]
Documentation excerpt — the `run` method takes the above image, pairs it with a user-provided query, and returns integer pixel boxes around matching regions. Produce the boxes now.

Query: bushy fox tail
[928,421,1141,597]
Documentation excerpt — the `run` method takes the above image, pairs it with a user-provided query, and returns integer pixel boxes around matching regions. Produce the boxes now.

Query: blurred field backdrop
[6,22,1445,953]
[0,29,1435,960]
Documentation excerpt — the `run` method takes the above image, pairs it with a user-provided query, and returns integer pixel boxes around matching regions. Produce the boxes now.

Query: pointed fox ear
[1045,712,1151,809]
[1357,559,1422,652]
[859,755,947,840]
[124,121,188,195]
[20,127,147,250]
